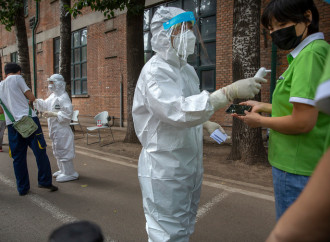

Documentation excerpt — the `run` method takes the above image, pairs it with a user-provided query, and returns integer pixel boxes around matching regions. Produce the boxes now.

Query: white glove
[33,99,42,111]
[222,77,267,102]
[209,89,230,111]
[43,111,58,118]
[203,121,226,135]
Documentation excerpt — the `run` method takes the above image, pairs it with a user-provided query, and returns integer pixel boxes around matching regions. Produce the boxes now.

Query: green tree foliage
[68,0,144,19]
[0,0,23,31]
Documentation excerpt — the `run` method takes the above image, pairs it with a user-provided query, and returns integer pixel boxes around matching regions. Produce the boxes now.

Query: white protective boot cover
[52,159,63,177]
[56,160,79,182]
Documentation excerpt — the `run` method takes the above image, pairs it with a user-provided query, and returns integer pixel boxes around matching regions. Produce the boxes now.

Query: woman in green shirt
[234,0,330,220]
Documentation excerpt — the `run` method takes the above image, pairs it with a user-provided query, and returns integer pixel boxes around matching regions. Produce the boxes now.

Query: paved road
[0,138,275,242]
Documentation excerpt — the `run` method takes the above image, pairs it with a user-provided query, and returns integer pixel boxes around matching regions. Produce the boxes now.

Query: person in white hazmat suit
[34,74,79,182]
[132,6,267,242]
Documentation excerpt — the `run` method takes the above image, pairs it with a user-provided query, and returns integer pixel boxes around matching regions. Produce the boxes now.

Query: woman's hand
[239,100,272,113]
[232,110,263,128]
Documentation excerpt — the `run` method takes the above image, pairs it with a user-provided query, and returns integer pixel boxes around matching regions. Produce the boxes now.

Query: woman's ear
[304,10,312,26]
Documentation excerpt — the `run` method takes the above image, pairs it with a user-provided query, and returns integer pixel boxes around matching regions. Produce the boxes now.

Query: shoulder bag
[0,98,38,138]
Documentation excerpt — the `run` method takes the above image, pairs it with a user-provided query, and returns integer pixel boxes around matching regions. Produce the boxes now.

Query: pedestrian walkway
[2,116,273,188]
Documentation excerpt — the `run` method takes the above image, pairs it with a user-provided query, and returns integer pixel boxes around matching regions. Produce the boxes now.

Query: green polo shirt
[0,113,5,121]
[315,53,330,150]
[269,35,330,176]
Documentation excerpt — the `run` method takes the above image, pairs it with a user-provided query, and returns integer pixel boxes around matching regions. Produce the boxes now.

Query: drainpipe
[32,2,39,97]
[120,78,123,127]
[270,43,277,104]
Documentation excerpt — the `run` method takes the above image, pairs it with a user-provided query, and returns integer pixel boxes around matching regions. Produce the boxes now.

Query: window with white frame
[71,28,87,95]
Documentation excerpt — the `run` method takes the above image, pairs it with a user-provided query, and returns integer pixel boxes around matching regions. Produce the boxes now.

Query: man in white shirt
[0,63,58,196]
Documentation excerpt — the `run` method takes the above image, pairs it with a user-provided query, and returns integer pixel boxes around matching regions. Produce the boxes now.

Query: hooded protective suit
[133,7,266,241]
[34,74,78,182]
[132,7,215,242]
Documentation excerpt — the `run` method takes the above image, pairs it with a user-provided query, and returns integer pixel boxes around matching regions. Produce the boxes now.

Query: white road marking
[204,174,273,192]
[0,172,77,223]
[75,145,135,162]
[73,147,274,202]
[0,173,16,188]
[75,149,138,169]
[203,180,274,202]
[0,172,115,242]
[29,194,78,223]
[196,191,230,222]
[40,139,273,230]
[74,144,274,192]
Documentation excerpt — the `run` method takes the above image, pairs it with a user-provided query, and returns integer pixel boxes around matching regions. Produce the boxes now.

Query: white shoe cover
[52,170,62,178]
[53,159,63,177]
[56,172,79,182]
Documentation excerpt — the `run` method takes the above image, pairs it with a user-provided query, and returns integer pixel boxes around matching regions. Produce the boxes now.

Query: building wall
[213,0,234,126]
[0,0,329,127]
[0,0,128,125]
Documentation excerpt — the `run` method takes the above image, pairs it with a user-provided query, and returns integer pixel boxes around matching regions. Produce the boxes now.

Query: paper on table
[210,129,228,144]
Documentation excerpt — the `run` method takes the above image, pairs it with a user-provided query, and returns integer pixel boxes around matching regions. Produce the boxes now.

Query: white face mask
[173,30,196,57]
[48,84,55,92]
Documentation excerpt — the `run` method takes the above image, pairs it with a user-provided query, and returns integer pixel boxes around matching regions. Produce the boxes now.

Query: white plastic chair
[70,110,84,139]
[86,111,114,146]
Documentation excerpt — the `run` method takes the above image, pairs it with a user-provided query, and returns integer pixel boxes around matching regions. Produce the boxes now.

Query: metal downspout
[270,43,277,104]
[32,2,39,97]
[120,79,123,127]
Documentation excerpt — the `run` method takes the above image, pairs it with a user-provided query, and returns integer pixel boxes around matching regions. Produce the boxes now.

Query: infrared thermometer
[255,67,271,78]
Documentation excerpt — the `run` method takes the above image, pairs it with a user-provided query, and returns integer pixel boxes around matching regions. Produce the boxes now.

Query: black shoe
[19,190,29,196]
[38,184,58,192]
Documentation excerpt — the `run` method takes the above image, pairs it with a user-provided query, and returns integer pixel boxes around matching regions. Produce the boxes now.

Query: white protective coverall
[133,7,215,242]
[34,74,79,182]
[133,6,266,241]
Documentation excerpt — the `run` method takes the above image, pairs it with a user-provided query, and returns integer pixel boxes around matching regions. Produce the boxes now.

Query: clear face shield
[47,74,65,96]
[163,11,210,63]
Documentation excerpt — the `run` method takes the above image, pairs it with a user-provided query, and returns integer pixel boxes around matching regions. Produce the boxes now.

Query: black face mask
[271,25,306,50]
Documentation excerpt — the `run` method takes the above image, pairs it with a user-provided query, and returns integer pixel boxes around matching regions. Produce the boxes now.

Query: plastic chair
[70,110,84,139]
[86,111,114,146]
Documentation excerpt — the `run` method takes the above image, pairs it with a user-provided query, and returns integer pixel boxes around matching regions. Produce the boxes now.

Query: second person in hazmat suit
[132,6,267,242]
[34,74,79,182]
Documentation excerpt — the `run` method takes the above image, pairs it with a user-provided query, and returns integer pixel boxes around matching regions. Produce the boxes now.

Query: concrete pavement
[0,127,275,242]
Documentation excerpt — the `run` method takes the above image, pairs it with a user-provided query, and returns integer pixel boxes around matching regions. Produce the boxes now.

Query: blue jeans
[8,117,52,195]
[272,166,310,220]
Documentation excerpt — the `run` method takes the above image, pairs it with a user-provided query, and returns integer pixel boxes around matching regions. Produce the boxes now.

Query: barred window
[53,28,88,95]
[54,37,60,74]
[71,28,87,95]
[10,52,18,63]
[23,0,28,16]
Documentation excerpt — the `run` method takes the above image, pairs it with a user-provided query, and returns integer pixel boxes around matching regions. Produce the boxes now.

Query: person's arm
[235,102,318,134]
[24,90,36,107]
[266,148,330,242]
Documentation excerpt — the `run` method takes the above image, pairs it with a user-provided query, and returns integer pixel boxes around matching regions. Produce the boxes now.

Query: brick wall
[71,14,127,123]
[0,0,128,125]
[214,0,234,127]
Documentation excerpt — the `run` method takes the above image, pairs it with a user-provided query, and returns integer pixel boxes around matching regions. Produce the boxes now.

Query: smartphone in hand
[225,104,252,116]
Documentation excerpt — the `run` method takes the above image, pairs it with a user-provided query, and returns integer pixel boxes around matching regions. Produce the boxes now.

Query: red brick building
[0,0,329,127]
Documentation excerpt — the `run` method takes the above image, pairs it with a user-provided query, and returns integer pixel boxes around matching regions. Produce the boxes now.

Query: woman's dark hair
[261,0,319,35]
